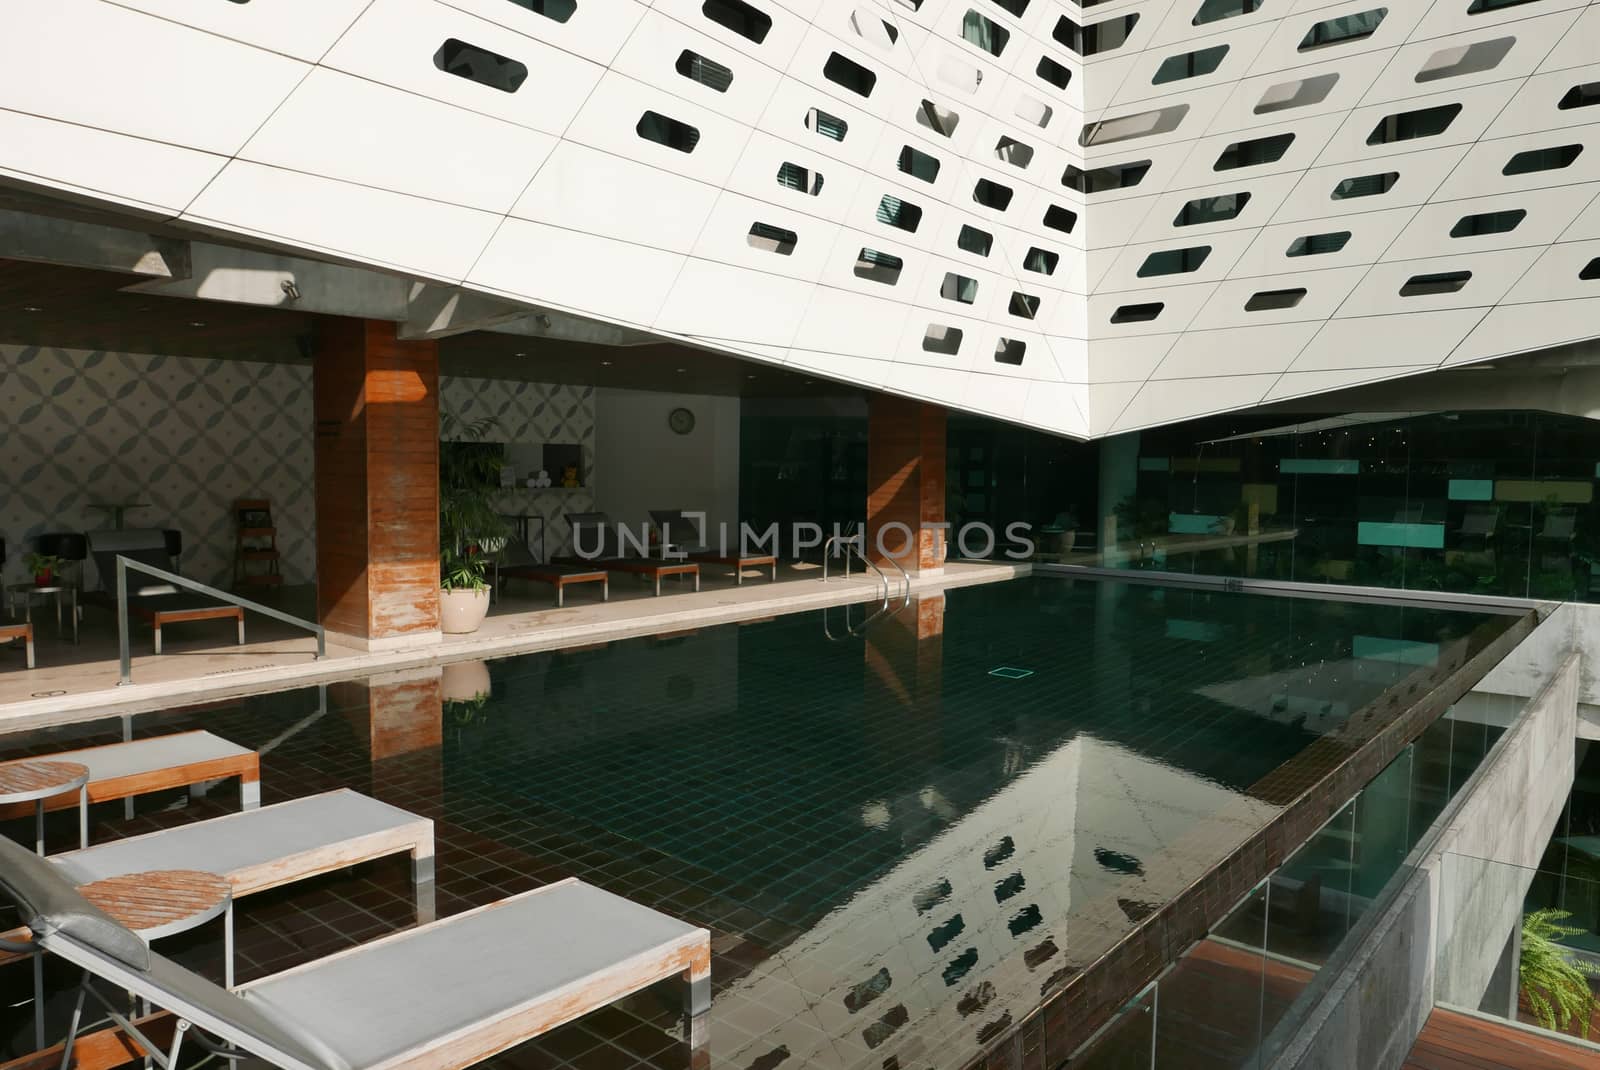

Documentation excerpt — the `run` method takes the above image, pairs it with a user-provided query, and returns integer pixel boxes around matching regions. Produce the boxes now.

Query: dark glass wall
[739,401,1600,601]
[1112,411,1599,601]
[739,397,867,556]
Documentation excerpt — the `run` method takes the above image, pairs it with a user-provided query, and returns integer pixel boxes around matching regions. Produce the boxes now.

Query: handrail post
[115,556,131,685]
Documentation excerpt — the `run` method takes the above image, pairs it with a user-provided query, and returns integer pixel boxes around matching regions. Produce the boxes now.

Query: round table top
[78,869,232,941]
[0,760,90,805]
[6,583,68,595]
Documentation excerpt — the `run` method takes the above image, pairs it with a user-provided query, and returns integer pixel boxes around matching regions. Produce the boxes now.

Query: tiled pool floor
[0,577,1522,1070]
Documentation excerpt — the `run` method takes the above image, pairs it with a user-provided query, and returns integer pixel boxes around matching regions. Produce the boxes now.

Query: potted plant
[23,552,63,587]
[439,414,511,635]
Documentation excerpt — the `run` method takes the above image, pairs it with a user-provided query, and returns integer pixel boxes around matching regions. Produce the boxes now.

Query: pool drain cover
[989,666,1033,679]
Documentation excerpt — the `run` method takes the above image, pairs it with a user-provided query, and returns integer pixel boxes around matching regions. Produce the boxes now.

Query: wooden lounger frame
[596,559,701,597]
[692,553,778,584]
[0,730,260,821]
[0,621,34,669]
[128,603,245,654]
[499,566,609,607]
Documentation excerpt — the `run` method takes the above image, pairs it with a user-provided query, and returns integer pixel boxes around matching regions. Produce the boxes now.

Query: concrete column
[866,395,946,574]
[314,319,441,649]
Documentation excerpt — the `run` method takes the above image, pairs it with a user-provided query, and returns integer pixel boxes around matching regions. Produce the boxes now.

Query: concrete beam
[124,243,408,319]
[490,311,658,347]
[1255,361,1600,421]
[0,208,189,278]
[398,284,528,340]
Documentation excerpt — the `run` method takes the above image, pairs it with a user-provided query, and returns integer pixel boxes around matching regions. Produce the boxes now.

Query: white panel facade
[2,0,1599,437]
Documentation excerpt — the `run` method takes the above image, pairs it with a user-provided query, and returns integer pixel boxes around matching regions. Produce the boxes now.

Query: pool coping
[961,600,1543,1070]
[0,561,1029,733]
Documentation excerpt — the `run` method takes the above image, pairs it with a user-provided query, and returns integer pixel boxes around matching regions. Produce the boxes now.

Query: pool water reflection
[0,576,1521,1070]
[428,577,1516,1069]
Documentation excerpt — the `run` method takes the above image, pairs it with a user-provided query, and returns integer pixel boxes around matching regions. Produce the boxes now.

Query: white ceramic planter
[439,587,490,634]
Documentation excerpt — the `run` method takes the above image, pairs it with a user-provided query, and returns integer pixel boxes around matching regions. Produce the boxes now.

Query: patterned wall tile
[0,348,595,589]
[0,345,315,590]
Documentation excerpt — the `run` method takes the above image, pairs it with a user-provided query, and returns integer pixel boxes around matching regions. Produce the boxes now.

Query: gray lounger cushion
[51,789,423,887]
[43,730,251,784]
[32,878,704,1070]
[239,880,703,1069]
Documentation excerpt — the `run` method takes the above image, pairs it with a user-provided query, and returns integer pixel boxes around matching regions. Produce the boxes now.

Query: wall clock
[668,407,696,435]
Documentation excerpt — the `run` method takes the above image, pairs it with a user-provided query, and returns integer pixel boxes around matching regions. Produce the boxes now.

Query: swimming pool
[0,576,1525,1070]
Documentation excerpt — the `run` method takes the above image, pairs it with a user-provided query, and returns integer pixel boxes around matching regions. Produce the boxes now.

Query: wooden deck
[1405,1007,1600,1069]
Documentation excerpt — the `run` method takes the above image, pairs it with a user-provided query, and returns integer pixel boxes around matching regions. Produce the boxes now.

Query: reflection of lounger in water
[649,510,778,584]
[561,512,700,595]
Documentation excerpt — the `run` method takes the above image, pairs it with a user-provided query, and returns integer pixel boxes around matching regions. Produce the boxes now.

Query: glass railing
[1436,853,1600,1047]
[1064,700,1517,1068]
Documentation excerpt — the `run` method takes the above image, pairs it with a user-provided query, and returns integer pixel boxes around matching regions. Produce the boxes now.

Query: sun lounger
[0,788,436,968]
[86,530,244,653]
[563,512,702,596]
[1,834,709,1070]
[499,563,609,607]
[649,510,777,584]
[0,620,34,669]
[0,730,260,825]
[597,557,701,595]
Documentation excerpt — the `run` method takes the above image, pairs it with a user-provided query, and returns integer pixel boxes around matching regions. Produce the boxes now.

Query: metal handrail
[116,555,324,685]
[880,551,911,607]
[821,531,915,640]
[823,533,889,610]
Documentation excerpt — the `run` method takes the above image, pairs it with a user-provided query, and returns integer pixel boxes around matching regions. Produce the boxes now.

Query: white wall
[592,389,739,547]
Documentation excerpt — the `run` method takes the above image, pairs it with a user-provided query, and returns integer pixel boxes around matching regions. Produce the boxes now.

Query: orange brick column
[866,395,946,575]
[329,670,444,808]
[315,319,440,648]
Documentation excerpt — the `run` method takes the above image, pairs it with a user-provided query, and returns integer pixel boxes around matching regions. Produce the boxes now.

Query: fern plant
[1520,908,1600,1037]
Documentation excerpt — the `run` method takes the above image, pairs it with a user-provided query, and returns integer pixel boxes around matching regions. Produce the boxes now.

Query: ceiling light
[189,321,206,327]
[747,374,757,379]
[676,367,686,373]
[601,360,612,367]
[514,351,527,357]
[20,305,41,313]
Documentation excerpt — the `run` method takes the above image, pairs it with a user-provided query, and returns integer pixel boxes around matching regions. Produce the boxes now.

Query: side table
[0,759,89,854]
[79,869,235,986]
[6,583,78,643]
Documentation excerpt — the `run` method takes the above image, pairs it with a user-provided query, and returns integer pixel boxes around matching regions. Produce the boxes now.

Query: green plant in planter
[22,552,64,583]
[439,414,511,592]
[445,691,492,728]
[1520,908,1600,1036]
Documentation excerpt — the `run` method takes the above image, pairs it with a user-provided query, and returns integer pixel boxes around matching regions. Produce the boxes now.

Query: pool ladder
[821,531,911,639]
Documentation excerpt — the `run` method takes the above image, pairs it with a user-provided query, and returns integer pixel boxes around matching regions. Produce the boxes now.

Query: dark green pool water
[0,575,1519,1070]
